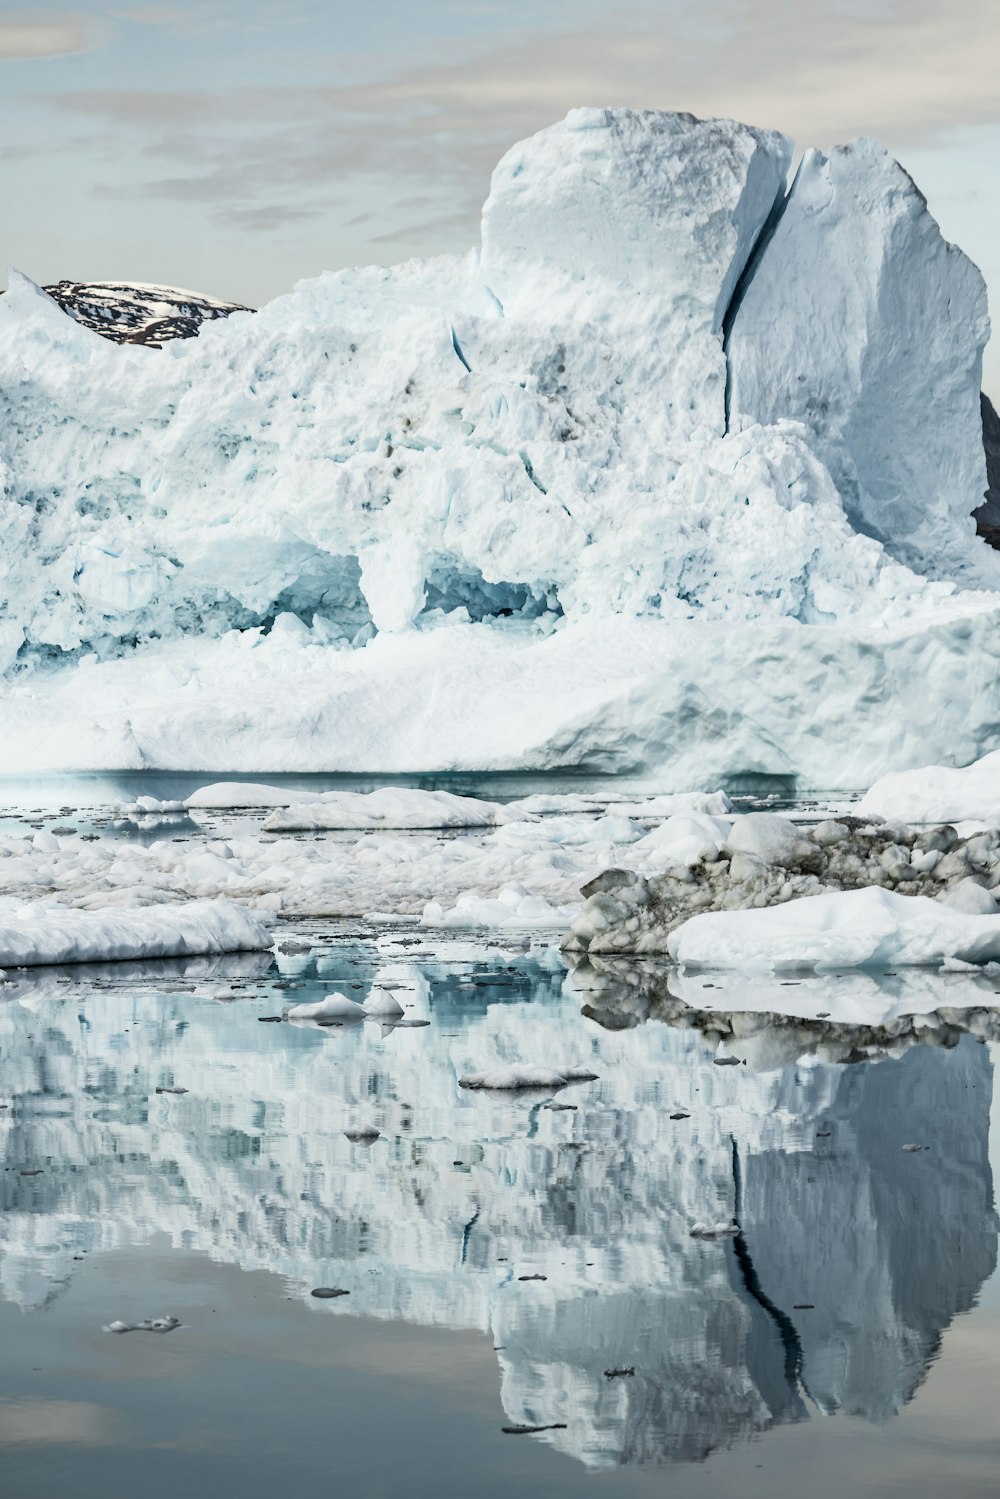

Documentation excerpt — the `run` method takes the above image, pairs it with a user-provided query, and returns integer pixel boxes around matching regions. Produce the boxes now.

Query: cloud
[0,15,99,59]
[216,203,325,231]
[367,208,482,245]
[31,0,1000,254]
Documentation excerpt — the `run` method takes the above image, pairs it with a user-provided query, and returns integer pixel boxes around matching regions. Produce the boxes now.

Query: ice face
[0,110,997,780]
[727,141,991,577]
[480,107,791,435]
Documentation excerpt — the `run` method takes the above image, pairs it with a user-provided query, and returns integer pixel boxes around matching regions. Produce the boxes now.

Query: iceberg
[0,108,996,784]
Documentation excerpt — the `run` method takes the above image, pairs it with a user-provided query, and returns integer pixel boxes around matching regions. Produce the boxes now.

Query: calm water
[1,775,998,1496]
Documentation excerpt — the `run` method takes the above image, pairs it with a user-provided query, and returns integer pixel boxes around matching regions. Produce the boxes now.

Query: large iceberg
[0,107,996,784]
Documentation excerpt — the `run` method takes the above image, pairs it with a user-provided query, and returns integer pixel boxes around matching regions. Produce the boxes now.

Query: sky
[1,0,998,395]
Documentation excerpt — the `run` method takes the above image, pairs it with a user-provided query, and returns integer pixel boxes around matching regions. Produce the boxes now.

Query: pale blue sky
[2,0,998,394]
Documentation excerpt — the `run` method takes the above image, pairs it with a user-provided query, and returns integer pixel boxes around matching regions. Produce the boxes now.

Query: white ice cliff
[0,107,996,782]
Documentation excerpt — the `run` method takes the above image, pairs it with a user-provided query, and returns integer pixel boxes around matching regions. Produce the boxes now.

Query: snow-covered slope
[0,107,996,781]
[0,958,994,1466]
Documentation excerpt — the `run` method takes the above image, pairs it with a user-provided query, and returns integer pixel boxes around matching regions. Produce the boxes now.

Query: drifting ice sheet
[858,750,1000,824]
[667,886,1000,971]
[0,898,272,967]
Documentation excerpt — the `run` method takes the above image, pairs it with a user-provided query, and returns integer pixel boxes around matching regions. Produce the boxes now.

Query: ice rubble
[0,108,997,782]
[565,808,1000,963]
[0,897,271,966]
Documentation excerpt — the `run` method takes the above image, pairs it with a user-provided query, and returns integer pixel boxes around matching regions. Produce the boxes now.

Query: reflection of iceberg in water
[0,946,995,1468]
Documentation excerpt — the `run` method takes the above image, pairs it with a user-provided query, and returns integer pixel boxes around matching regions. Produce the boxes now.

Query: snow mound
[667,886,1000,971]
[0,898,272,966]
[0,108,996,780]
[858,749,1000,824]
[262,788,514,831]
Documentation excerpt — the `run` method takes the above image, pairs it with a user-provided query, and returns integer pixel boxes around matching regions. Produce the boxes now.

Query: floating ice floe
[286,993,368,1023]
[262,788,517,832]
[105,1316,180,1334]
[858,749,1000,825]
[667,887,1000,972]
[363,987,406,1019]
[0,898,272,967]
[422,886,574,929]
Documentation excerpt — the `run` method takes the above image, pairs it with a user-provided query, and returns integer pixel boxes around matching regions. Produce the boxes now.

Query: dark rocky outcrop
[3,279,252,347]
[975,392,1000,546]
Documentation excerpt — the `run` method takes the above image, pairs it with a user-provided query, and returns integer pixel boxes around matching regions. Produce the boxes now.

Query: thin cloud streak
[35,0,1000,236]
[0,15,99,59]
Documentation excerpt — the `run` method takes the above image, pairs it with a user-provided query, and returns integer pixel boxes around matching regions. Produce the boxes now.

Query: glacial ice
[667,886,1000,971]
[858,748,1000,824]
[565,808,1000,959]
[727,141,991,577]
[0,108,997,783]
[0,897,272,966]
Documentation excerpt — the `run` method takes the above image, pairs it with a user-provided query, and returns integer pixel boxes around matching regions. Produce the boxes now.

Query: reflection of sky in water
[1,938,997,1486]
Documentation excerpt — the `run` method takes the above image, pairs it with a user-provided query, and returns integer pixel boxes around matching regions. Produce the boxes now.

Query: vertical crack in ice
[450,325,472,372]
[721,166,799,434]
[728,1135,808,1409]
[460,1205,481,1264]
[519,451,548,495]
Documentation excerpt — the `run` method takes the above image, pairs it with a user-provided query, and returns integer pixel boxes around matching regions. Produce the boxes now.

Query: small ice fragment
[459,1064,598,1091]
[104,1315,180,1334]
[901,1142,930,1152]
[689,1220,738,1239]
[286,993,366,1022]
[502,1424,567,1435]
[364,988,405,1019]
